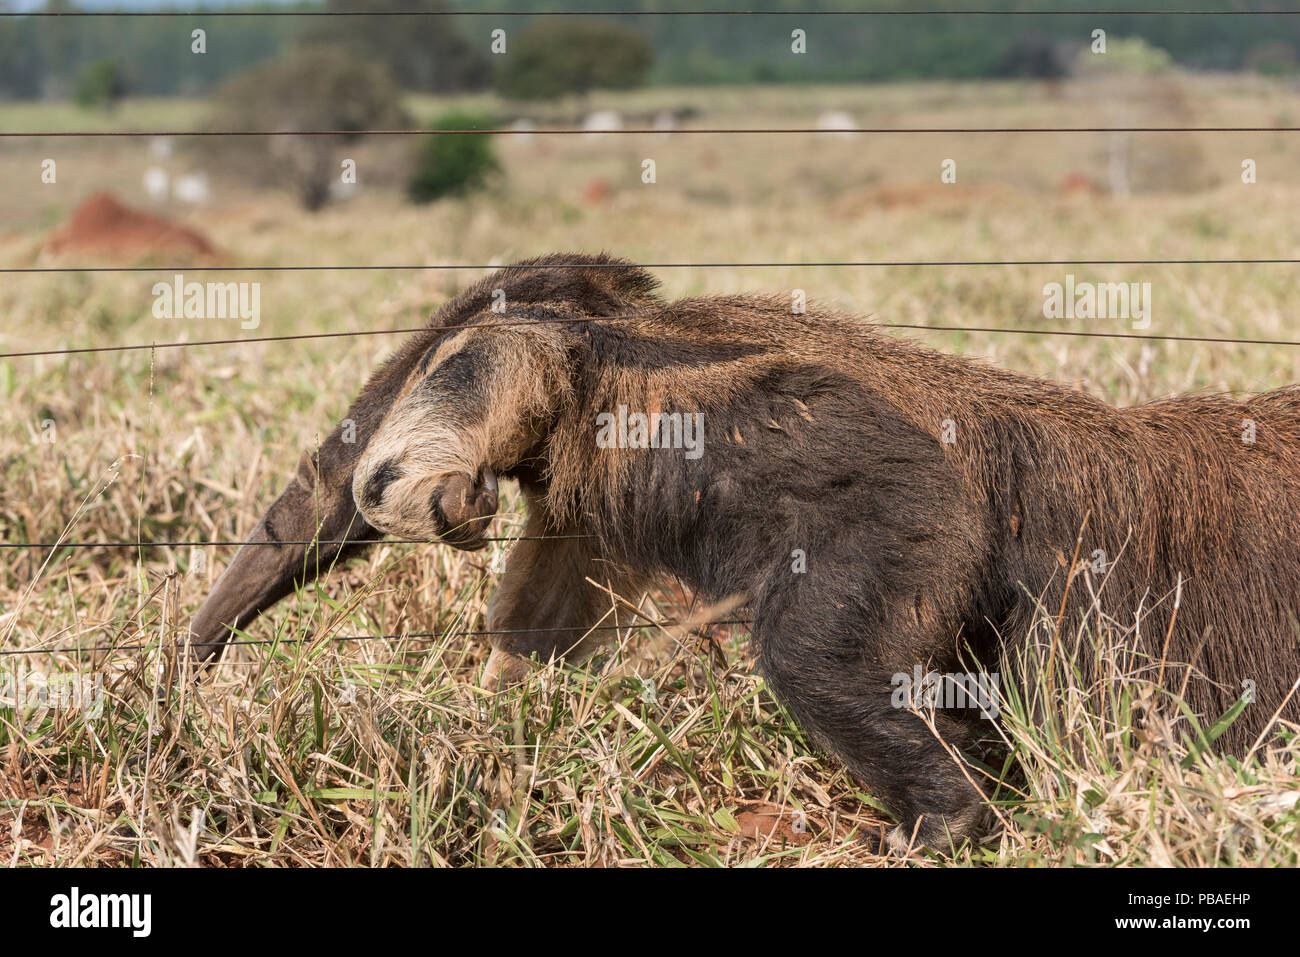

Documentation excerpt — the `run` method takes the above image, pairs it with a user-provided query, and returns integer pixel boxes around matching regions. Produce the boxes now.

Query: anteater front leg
[752,581,987,851]
[482,484,640,687]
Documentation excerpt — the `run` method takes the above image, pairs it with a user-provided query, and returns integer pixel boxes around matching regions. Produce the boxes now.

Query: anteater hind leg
[752,588,986,851]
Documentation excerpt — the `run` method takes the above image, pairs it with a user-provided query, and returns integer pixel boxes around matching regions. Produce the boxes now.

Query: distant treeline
[3,0,1300,100]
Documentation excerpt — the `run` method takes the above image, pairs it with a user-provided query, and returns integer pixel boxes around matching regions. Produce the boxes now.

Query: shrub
[1074,36,1174,77]
[406,111,500,204]
[75,58,126,110]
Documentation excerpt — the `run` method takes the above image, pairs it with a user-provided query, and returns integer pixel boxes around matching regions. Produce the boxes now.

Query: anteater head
[353,323,572,549]
[185,427,383,664]
[186,253,657,666]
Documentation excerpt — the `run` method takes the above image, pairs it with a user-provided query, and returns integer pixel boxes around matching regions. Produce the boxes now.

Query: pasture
[2,76,1298,866]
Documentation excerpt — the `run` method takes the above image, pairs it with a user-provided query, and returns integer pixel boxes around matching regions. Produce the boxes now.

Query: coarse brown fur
[189,253,1300,849]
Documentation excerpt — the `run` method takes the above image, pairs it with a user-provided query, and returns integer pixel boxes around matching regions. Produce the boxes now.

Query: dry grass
[2,75,1299,866]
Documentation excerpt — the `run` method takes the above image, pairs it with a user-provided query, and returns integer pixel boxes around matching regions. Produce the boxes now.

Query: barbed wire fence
[3,8,1296,667]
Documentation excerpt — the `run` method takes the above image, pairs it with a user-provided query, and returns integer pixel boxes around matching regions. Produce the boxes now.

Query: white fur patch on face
[352,325,570,538]
[353,415,485,537]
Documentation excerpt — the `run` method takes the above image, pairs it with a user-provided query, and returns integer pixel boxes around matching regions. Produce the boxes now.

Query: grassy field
[2,76,1299,866]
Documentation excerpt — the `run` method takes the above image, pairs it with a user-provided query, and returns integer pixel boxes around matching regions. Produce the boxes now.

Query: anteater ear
[296,450,320,490]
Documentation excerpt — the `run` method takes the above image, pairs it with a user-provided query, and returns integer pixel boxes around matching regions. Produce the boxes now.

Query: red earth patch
[45,191,218,260]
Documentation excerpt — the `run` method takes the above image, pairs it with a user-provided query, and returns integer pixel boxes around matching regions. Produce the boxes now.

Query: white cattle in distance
[816,110,860,138]
[173,172,211,205]
[509,117,537,143]
[329,180,360,202]
[143,166,170,202]
[583,110,623,137]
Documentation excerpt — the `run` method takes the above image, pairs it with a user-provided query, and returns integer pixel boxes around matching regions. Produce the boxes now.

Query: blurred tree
[34,0,83,98]
[0,1,44,99]
[306,0,490,92]
[407,110,500,204]
[993,34,1067,79]
[495,20,652,101]
[207,45,411,211]
[74,58,126,110]
[5,0,1300,101]
[1246,41,1299,77]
